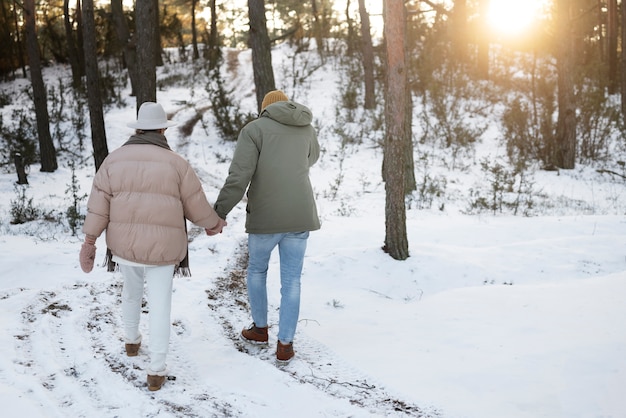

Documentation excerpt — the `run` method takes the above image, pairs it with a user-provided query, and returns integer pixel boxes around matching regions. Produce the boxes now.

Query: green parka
[214,100,320,234]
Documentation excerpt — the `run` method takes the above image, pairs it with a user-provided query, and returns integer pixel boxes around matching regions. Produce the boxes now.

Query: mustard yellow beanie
[261,90,289,111]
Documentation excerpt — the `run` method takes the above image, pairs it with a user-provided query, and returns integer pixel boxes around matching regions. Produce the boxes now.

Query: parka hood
[260,101,313,127]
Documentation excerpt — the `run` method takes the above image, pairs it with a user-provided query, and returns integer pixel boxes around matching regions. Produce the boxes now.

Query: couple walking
[79,91,320,391]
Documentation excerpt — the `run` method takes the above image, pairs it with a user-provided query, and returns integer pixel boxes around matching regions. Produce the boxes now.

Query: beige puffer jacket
[83,139,221,266]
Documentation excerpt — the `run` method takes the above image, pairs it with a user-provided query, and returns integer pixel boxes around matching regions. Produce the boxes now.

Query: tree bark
[207,0,220,68]
[607,0,618,94]
[248,0,276,112]
[1,1,19,78]
[75,0,84,75]
[82,0,109,171]
[23,0,58,172]
[135,0,157,107]
[451,0,468,64]
[155,0,163,67]
[10,0,27,78]
[64,0,83,88]
[191,0,199,60]
[597,0,605,62]
[404,91,416,194]
[358,0,375,110]
[311,0,324,58]
[110,0,138,96]
[382,0,409,261]
[554,0,576,169]
[621,0,626,118]
[13,152,28,185]
[345,0,356,55]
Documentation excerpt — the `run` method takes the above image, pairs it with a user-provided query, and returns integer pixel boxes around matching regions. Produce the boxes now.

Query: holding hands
[205,218,227,236]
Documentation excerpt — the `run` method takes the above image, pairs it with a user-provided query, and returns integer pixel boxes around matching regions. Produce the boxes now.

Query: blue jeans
[247,231,309,344]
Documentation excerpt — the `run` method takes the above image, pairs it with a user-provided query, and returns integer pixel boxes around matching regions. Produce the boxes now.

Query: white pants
[119,263,174,375]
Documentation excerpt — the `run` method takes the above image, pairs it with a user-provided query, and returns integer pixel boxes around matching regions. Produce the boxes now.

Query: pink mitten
[80,236,97,273]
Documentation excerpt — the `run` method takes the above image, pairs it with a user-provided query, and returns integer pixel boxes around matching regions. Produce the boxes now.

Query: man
[214,90,320,362]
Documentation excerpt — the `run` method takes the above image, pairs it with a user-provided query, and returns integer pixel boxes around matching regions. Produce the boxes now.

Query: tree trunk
[82,0,109,171]
[13,152,28,185]
[110,0,138,96]
[135,0,157,107]
[476,0,489,79]
[404,92,416,194]
[24,0,58,172]
[621,0,626,118]
[597,0,605,62]
[75,0,84,74]
[207,0,220,68]
[155,0,163,67]
[358,0,375,110]
[311,0,324,58]
[191,0,199,60]
[1,1,19,78]
[11,0,27,78]
[64,0,83,88]
[345,0,356,55]
[452,0,468,64]
[607,0,618,94]
[248,0,276,112]
[382,0,409,261]
[554,0,576,169]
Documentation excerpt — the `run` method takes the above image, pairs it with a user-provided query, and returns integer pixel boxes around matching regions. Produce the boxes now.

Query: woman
[214,90,320,363]
[79,102,226,391]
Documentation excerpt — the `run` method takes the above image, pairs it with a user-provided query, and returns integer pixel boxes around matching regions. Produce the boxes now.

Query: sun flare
[487,0,544,36]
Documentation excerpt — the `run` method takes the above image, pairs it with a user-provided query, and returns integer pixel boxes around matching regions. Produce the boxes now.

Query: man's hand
[206,218,227,236]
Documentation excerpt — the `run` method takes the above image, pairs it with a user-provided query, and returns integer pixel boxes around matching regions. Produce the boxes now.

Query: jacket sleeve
[179,163,222,229]
[308,127,320,167]
[82,167,112,238]
[214,125,260,219]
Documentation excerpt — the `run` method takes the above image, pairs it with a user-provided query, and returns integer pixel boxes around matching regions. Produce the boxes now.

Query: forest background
[1,0,626,258]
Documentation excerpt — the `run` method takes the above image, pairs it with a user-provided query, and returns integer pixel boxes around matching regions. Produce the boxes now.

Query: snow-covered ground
[0,44,625,418]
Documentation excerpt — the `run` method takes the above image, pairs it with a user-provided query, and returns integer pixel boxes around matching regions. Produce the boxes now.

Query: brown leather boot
[241,323,269,344]
[276,341,294,362]
[147,374,166,391]
[125,342,141,357]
